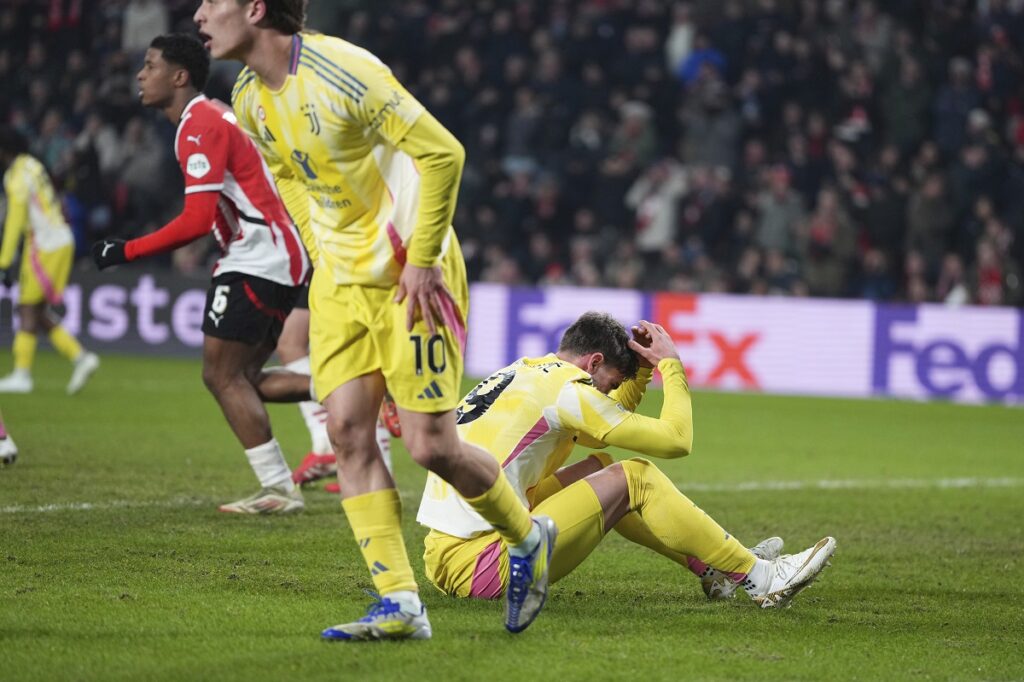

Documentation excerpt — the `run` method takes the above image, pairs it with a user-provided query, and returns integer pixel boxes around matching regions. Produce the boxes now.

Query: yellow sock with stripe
[341,488,418,595]
[463,469,533,548]
[48,326,83,362]
[12,331,36,371]
[620,458,756,578]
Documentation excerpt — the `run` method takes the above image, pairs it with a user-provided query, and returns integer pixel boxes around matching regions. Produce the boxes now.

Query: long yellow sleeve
[274,171,318,267]
[394,112,465,268]
[0,173,28,269]
[608,366,654,412]
[601,359,694,459]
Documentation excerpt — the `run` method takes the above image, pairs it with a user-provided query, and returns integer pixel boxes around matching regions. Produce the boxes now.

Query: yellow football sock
[341,488,417,594]
[578,451,693,569]
[48,326,82,362]
[620,458,755,576]
[12,331,37,371]
[463,470,533,547]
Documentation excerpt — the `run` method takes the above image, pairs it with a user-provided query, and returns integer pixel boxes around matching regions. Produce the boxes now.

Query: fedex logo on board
[872,306,1024,402]
[650,294,761,389]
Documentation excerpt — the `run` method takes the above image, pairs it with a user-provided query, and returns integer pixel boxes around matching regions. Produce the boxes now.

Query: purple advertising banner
[3,274,1020,404]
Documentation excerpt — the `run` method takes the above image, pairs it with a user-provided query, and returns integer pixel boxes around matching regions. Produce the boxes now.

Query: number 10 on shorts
[410,334,446,375]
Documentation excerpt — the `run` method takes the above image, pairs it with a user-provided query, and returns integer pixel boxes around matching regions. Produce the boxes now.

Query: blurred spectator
[2,0,1021,308]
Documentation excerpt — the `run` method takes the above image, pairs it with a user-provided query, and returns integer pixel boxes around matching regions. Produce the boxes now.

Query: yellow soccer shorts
[423,475,608,598]
[18,243,73,306]
[308,240,469,412]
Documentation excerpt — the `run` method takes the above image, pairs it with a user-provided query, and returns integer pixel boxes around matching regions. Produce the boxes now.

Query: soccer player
[92,33,313,514]
[418,313,837,610]
[0,128,100,395]
[0,409,16,467]
[195,0,556,639]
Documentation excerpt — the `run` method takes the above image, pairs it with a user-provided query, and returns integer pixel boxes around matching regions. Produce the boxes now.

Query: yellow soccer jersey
[232,32,459,287]
[0,154,73,269]
[417,354,654,538]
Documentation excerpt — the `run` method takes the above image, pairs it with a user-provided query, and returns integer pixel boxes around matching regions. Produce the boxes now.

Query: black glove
[1,268,12,288]
[92,239,129,270]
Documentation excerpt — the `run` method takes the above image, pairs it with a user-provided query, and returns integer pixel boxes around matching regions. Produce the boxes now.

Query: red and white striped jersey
[175,95,310,286]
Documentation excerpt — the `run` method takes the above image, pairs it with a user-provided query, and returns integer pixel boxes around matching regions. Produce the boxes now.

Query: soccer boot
[0,371,32,394]
[0,436,17,467]
[379,392,401,438]
[505,516,558,634]
[67,352,100,395]
[322,594,432,641]
[217,485,305,514]
[292,452,337,486]
[701,536,784,600]
[747,536,836,609]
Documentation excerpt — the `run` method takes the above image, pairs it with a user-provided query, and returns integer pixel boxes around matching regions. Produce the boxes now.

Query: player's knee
[201,364,237,396]
[402,425,451,470]
[325,412,376,460]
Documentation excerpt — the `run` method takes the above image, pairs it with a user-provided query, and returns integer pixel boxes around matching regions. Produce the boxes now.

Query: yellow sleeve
[608,366,654,412]
[0,170,28,269]
[340,55,462,267]
[599,360,694,459]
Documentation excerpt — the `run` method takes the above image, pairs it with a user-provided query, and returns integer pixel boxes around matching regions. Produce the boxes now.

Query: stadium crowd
[2,0,1023,305]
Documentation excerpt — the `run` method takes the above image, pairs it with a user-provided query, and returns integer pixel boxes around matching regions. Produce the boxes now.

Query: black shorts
[293,283,309,310]
[202,273,300,346]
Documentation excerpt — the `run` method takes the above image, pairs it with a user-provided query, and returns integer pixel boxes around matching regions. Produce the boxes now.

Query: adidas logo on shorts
[416,381,445,400]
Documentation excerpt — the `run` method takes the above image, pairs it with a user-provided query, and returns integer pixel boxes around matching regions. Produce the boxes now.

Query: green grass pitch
[2,351,1023,681]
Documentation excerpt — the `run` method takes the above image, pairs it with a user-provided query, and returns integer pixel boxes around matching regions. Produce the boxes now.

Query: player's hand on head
[630,322,655,368]
[92,239,128,270]
[395,263,448,333]
[627,320,678,366]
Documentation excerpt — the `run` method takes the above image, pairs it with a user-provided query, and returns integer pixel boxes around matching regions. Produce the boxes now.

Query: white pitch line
[680,477,1024,492]
[2,477,1021,514]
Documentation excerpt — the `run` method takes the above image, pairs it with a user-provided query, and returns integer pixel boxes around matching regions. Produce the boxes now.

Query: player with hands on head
[0,127,99,395]
[93,33,314,514]
[418,312,836,613]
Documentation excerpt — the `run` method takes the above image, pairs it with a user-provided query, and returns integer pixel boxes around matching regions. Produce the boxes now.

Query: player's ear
[586,352,605,374]
[248,0,267,25]
[173,68,191,89]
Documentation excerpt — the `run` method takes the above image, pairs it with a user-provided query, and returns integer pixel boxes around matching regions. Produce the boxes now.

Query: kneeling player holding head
[418,312,836,613]
[92,33,313,514]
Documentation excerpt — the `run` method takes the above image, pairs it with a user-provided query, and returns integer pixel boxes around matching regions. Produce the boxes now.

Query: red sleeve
[124,191,220,260]
[178,112,228,195]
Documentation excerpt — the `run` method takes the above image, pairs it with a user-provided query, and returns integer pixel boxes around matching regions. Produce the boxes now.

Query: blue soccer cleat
[505,516,558,634]
[322,593,432,641]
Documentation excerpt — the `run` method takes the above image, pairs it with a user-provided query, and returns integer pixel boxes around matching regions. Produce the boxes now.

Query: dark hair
[256,0,307,34]
[150,33,210,91]
[0,126,29,156]
[558,311,640,379]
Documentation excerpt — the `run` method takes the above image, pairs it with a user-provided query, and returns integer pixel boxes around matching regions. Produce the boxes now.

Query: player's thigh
[17,245,71,306]
[276,286,310,363]
[533,479,609,585]
[379,275,468,414]
[202,334,269,384]
[320,371,386,443]
[307,270,380,402]
[423,530,506,599]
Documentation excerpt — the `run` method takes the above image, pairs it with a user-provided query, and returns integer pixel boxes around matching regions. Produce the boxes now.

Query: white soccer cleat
[217,486,305,514]
[701,536,785,600]
[0,371,32,394]
[0,436,17,467]
[748,536,836,609]
[505,516,558,634]
[67,352,100,395]
[322,594,432,641]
